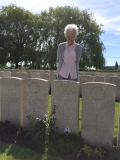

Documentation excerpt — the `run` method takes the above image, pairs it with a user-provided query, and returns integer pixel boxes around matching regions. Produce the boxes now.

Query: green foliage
[26,115,46,152]
[108,146,120,160]
[0,120,18,138]
[115,61,118,70]
[77,144,106,159]
[102,70,120,72]
[0,4,42,68]
[49,133,84,155]
[26,105,57,152]
[0,64,7,68]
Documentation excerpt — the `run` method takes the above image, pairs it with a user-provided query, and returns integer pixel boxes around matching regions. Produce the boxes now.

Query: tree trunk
[15,62,18,68]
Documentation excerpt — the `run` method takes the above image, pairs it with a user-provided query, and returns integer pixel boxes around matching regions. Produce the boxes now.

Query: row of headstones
[0,77,49,127]
[1,69,120,80]
[1,68,120,75]
[1,71,120,100]
[79,75,120,101]
[52,80,120,148]
[1,70,120,101]
[1,69,120,81]
[0,70,56,82]
[79,71,120,77]
[1,70,120,81]
[0,77,120,148]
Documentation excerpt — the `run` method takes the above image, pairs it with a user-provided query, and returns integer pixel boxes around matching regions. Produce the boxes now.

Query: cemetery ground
[0,97,120,160]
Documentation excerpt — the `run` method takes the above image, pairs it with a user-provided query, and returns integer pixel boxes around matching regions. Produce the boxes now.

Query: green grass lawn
[113,101,120,145]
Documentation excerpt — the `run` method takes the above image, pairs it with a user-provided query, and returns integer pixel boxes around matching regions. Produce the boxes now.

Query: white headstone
[105,73,114,82]
[51,80,80,134]
[43,70,49,74]
[50,73,57,82]
[11,72,20,78]
[39,70,43,75]
[19,72,28,79]
[80,75,93,97]
[31,72,40,78]
[114,73,119,77]
[92,76,96,82]
[3,71,11,78]
[1,78,23,126]
[97,72,106,79]
[118,73,120,77]
[0,71,4,77]
[42,73,50,81]
[22,78,49,127]
[94,76,104,82]
[81,72,91,76]
[108,76,120,101]
[90,72,97,76]
[81,82,116,147]
[78,75,81,83]
[26,70,32,78]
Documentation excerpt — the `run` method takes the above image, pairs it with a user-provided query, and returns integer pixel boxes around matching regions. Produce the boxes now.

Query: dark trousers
[57,74,78,82]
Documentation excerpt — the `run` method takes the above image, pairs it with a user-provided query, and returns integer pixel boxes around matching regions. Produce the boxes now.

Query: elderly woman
[57,24,82,81]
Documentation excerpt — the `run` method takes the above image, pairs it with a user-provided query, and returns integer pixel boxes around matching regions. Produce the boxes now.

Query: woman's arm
[78,45,82,61]
[57,44,60,63]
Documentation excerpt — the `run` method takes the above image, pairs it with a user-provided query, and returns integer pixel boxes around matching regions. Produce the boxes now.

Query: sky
[0,0,120,66]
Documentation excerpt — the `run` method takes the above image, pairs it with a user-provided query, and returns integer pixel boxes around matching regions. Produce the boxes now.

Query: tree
[0,4,43,68]
[115,61,118,70]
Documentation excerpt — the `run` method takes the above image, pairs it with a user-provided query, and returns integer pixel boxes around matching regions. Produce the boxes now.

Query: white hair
[64,24,78,38]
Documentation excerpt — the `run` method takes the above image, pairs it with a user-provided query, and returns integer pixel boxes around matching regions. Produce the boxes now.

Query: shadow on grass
[0,141,63,160]
[0,141,42,160]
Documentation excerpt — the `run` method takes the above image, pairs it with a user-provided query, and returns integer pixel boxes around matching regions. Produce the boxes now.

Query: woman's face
[66,31,75,45]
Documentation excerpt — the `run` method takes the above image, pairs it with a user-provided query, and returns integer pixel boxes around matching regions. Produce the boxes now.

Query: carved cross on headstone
[3,89,18,116]
[91,114,104,136]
